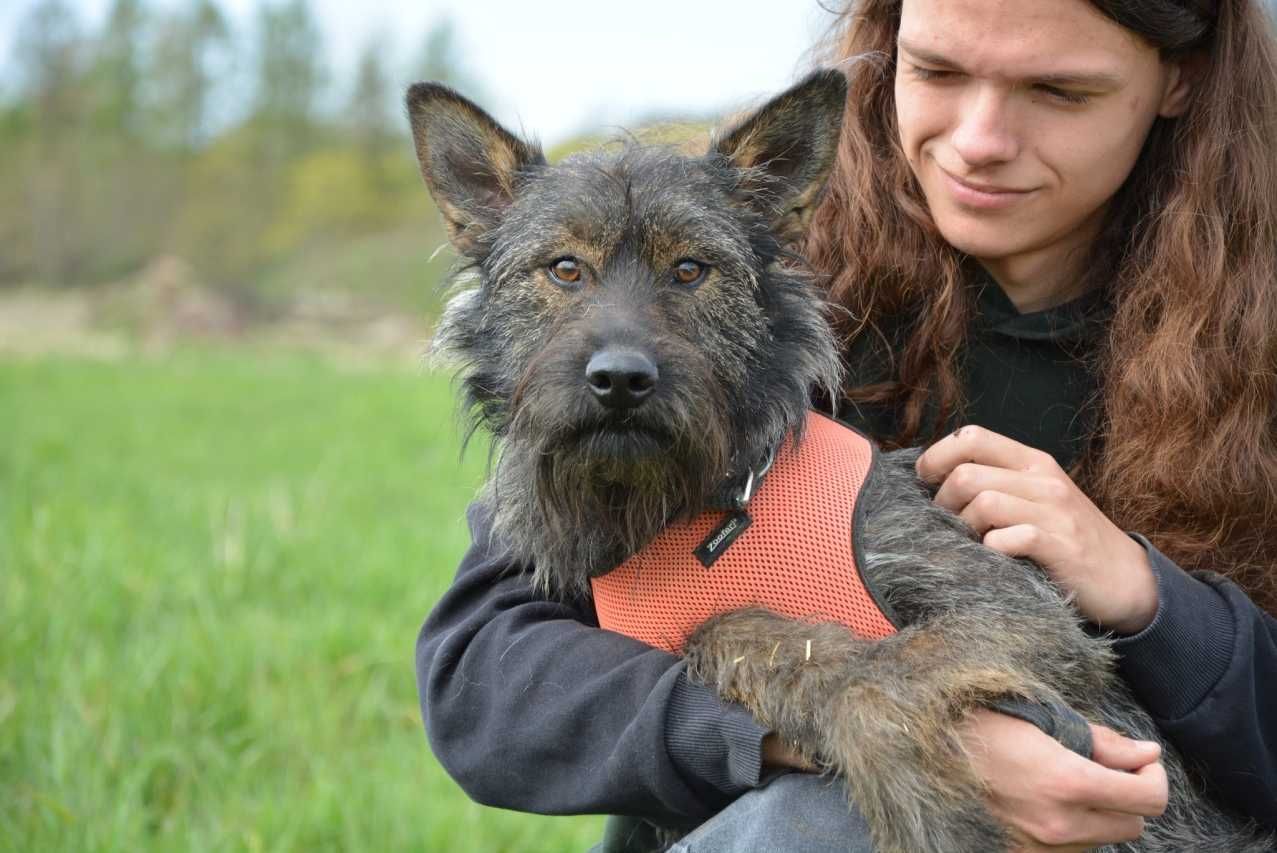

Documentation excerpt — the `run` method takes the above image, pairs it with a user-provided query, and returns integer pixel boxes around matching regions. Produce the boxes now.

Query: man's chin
[926,197,1056,263]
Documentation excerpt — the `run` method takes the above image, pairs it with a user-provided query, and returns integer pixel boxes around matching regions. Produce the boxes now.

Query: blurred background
[0,0,837,351]
[0,0,838,850]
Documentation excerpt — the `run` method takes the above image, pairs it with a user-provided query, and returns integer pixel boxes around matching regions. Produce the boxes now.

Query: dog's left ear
[710,69,847,243]
[406,82,546,257]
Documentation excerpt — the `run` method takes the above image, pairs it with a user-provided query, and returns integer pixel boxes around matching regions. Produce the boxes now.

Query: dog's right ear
[710,70,847,244]
[406,83,546,257]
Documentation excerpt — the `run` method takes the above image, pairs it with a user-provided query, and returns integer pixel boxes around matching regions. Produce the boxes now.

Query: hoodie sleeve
[1114,534,1277,828]
[416,501,770,825]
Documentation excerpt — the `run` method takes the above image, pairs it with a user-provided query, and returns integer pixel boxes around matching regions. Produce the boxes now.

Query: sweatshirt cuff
[1113,533,1237,721]
[665,668,770,796]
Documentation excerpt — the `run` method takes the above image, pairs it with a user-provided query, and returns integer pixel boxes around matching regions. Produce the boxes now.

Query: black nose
[585,349,658,409]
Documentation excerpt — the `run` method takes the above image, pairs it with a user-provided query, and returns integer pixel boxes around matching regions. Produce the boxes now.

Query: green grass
[0,351,606,852]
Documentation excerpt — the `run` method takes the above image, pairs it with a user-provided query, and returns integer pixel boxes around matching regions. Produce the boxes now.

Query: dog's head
[409,72,848,592]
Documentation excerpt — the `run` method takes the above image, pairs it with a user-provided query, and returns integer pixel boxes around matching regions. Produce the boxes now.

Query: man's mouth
[939,166,1036,210]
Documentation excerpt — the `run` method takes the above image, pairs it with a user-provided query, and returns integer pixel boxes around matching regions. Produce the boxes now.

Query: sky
[1,0,841,145]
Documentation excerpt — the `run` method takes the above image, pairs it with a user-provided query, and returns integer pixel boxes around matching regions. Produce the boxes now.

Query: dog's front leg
[684,607,1069,853]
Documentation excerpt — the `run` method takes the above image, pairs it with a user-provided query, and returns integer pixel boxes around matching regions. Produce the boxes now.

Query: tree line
[0,0,483,301]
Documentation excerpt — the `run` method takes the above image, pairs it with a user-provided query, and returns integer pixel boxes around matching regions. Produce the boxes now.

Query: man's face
[894,0,1189,278]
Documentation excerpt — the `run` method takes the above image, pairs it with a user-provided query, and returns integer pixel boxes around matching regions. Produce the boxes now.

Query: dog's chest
[591,412,899,654]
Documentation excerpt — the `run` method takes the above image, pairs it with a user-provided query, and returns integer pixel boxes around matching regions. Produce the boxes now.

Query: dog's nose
[585,349,658,409]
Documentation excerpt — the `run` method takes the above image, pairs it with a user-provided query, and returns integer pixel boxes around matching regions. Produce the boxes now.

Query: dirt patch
[0,290,129,360]
[0,256,431,366]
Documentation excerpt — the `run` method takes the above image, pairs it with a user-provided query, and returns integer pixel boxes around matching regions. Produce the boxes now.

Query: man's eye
[548,257,583,286]
[911,66,954,82]
[1036,85,1091,105]
[672,260,708,287]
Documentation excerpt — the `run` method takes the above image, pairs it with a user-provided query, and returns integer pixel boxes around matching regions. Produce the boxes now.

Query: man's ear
[1158,53,1205,118]
[406,83,546,256]
[709,69,848,243]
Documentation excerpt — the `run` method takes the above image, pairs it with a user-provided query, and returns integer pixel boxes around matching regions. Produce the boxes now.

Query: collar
[706,442,779,511]
[975,277,1110,343]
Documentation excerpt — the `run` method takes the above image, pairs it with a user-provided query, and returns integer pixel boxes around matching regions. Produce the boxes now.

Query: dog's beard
[490,370,732,600]
[538,422,726,553]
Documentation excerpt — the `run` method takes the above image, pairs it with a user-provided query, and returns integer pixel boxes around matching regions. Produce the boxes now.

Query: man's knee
[669,773,874,852]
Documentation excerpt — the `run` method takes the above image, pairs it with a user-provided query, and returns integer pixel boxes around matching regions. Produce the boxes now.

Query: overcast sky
[2,1,842,145]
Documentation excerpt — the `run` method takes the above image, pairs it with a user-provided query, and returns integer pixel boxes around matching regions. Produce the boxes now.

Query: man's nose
[950,86,1019,167]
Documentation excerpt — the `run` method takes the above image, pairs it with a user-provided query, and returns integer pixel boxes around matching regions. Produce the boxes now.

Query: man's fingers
[932,463,1060,513]
[1130,760,1171,815]
[916,424,1051,484]
[959,490,1052,537]
[1089,724,1162,772]
[1010,806,1145,850]
[1072,753,1169,817]
[1052,811,1147,848]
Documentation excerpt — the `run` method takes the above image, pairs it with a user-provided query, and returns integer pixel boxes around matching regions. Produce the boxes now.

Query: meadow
[0,350,607,851]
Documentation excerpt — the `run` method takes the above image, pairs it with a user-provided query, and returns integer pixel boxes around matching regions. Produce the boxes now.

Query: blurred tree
[12,0,88,285]
[251,0,325,162]
[413,17,487,102]
[147,1,253,291]
[79,0,175,281]
[0,0,480,312]
[349,37,394,154]
[264,147,394,253]
[15,0,83,134]
[172,126,273,289]
[192,0,329,288]
[347,35,399,190]
[169,0,328,291]
[0,102,33,282]
[150,0,231,153]
[89,0,145,137]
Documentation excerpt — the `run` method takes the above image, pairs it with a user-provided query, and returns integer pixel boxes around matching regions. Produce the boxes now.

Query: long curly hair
[805,0,1277,613]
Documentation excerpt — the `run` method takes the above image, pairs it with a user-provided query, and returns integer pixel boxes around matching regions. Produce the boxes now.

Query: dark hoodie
[416,280,1277,843]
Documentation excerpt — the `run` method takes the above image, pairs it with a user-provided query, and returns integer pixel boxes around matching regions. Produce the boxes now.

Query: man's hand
[962,709,1169,852]
[916,425,1160,634]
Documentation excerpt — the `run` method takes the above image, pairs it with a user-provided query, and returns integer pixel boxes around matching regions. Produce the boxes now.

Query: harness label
[693,510,753,568]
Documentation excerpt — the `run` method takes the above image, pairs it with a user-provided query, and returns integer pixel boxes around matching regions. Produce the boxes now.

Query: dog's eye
[548,257,583,286]
[673,260,708,287]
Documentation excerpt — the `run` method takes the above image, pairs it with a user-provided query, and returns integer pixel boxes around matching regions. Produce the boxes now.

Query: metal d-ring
[735,445,777,510]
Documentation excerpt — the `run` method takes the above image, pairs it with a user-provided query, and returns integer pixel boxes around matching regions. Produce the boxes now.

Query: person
[417,0,1277,850]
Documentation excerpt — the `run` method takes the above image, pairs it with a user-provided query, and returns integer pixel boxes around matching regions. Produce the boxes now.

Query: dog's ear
[710,69,847,243]
[406,83,546,256]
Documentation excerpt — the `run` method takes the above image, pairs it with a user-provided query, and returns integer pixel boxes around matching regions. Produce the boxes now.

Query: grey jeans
[667,773,875,853]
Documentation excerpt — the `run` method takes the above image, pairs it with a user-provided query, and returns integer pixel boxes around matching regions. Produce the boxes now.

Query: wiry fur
[410,73,1274,852]
[413,75,844,599]
[686,451,1273,851]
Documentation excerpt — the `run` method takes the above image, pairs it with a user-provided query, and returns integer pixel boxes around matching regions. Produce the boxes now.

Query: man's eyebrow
[896,38,1124,89]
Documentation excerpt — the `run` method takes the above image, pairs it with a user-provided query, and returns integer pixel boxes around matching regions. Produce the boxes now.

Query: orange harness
[591,412,900,655]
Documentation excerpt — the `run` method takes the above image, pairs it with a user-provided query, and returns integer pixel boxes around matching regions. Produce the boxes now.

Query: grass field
[0,351,607,852]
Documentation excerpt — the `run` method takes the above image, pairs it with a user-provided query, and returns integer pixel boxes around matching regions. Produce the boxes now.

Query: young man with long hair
[418,0,1277,849]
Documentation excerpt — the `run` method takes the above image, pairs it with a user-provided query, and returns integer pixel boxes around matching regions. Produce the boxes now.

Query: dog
[409,70,1273,852]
